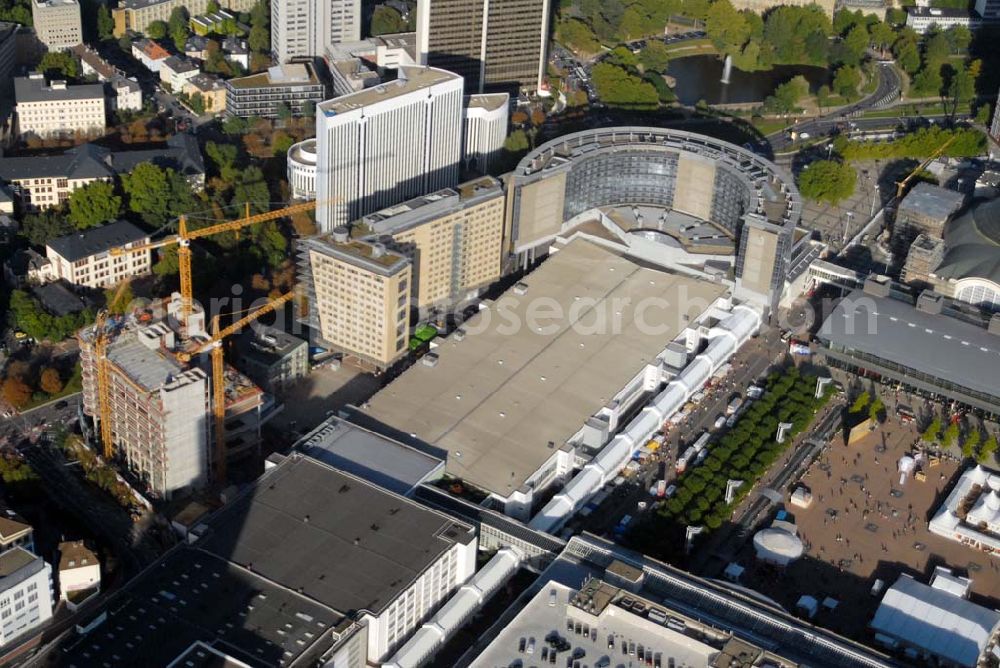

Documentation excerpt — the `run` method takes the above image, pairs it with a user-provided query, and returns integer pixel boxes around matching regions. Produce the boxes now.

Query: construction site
[78,294,277,499]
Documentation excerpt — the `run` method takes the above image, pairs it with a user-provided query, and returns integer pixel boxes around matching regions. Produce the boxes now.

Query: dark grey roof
[14,75,104,104]
[898,183,966,223]
[0,134,204,183]
[46,220,148,263]
[235,325,306,363]
[818,290,1000,400]
[298,416,444,496]
[33,281,86,316]
[108,133,205,178]
[0,143,111,181]
[198,455,474,616]
[937,198,1000,284]
[59,547,342,668]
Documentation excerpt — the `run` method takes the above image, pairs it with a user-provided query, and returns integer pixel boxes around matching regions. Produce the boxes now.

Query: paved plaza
[734,411,1000,641]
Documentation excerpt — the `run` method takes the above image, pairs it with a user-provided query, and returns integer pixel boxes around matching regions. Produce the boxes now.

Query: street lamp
[871,184,880,217]
[843,211,854,245]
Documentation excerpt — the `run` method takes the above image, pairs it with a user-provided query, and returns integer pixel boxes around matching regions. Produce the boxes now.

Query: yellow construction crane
[894,135,957,201]
[110,199,321,326]
[176,290,295,483]
[91,311,114,459]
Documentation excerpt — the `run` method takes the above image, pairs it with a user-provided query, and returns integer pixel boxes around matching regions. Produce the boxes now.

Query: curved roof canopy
[938,198,1000,285]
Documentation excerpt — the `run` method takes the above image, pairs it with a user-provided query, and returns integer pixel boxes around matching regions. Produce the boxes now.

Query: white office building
[0,547,54,648]
[287,138,317,199]
[315,65,463,231]
[270,0,360,62]
[14,74,105,139]
[31,0,81,50]
[463,93,508,174]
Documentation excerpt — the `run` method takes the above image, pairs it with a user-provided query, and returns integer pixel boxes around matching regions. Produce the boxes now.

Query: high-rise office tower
[734,213,791,314]
[415,0,550,93]
[463,93,508,173]
[270,0,360,62]
[315,66,463,231]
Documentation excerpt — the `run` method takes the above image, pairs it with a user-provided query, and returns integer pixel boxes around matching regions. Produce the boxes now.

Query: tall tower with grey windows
[270,0,360,62]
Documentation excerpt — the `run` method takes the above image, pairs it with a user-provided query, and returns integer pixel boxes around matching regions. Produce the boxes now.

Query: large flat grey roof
[360,239,726,496]
[897,182,966,222]
[298,416,443,496]
[59,547,342,667]
[47,219,148,263]
[818,290,1000,401]
[14,75,103,103]
[198,455,474,616]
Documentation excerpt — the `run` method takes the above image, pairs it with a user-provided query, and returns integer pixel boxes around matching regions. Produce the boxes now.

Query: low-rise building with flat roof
[359,238,732,519]
[225,62,326,119]
[14,73,105,139]
[234,325,308,393]
[297,415,444,496]
[905,5,982,33]
[0,547,53,648]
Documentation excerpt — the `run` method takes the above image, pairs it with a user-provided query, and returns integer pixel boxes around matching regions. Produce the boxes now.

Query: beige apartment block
[358,176,505,312]
[32,0,82,50]
[46,220,151,289]
[298,234,412,370]
[14,74,105,139]
[113,0,254,37]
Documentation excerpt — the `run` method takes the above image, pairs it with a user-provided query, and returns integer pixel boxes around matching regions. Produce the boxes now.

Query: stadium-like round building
[506,127,802,308]
[287,138,318,200]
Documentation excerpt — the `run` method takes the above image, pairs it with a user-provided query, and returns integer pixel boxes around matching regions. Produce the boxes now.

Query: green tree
[763,75,809,114]
[638,40,671,73]
[705,0,750,56]
[370,6,407,36]
[944,24,971,53]
[21,211,74,246]
[555,18,601,56]
[272,132,295,155]
[981,435,999,464]
[222,115,249,135]
[798,160,856,204]
[591,62,658,109]
[964,427,981,459]
[230,166,270,215]
[849,391,870,414]
[816,84,832,110]
[833,64,862,98]
[911,66,943,97]
[922,417,942,442]
[146,20,168,40]
[924,31,950,68]
[206,0,220,12]
[122,162,173,225]
[168,6,190,50]
[893,34,920,74]
[946,64,976,117]
[869,21,895,54]
[843,24,869,65]
[303,100,316,118]
[38,51,79,79]
[206,141,239,181]
[942,421,960,448]
[68,181,122,229]
[97,4,115,41]
[275,101,292,121]
[249,24,269,52]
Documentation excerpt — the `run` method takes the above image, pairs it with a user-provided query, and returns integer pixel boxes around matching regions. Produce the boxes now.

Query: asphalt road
[0,394,82,445]
[768,61,902,154]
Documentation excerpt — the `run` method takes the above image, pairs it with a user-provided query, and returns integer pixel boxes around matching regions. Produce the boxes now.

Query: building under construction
[79,294,272,499]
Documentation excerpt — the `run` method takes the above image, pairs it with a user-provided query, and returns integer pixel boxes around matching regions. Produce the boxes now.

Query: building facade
[159,56,200,91]
[270,0,361,62]
[45,221,151,289]
[891,182,966,252]
[79,324,212,498]
[978,0,1000,18]
[287,138,317,199]
[463,93,508,173]
[112,0,255,36]
[14,74,105,139]
[315,66,463,231]
[297,235,412,369]
[358,176,506,312]
[234,326,308,393]
[182,73,226,113]
[224,62,326,118]
[0,548,53,648]
[905,6,982,34]
[734,213,792,314]
[415,0,550,92]
[31,0,82,50]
